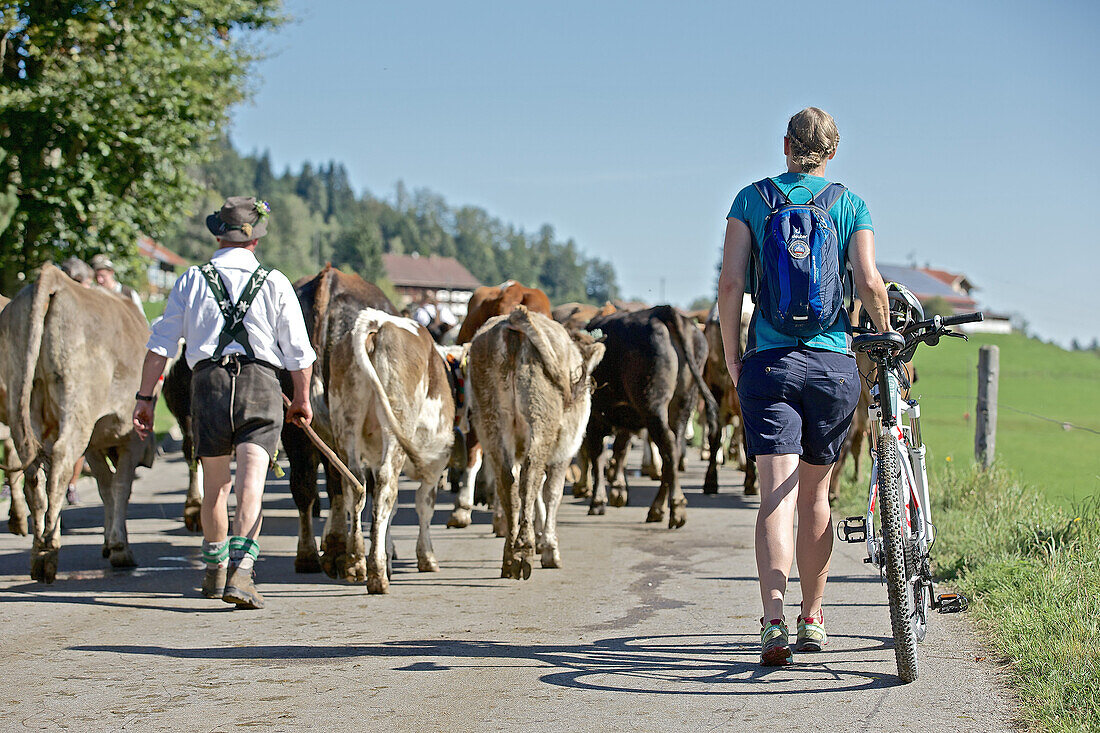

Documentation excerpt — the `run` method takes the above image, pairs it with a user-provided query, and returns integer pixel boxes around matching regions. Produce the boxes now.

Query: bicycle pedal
[935,592,968,613]
[836,516,867,543]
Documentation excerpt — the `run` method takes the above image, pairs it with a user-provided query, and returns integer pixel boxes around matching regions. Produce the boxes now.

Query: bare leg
[199,455,232,543]
[231,443,269,541]
[796,460,835,618]
[755,453,800,622]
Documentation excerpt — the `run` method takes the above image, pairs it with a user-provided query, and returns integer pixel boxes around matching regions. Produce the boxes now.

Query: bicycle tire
[878,424,919,682]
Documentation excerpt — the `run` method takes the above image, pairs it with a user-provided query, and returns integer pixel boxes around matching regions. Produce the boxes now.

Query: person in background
[717,107,894,666]
[90,254,144,311]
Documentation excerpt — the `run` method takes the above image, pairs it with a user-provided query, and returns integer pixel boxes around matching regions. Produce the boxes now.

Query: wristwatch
[135,392,156,402]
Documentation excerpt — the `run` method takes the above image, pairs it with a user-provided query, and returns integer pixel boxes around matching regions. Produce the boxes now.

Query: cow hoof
[702,485,718,495]
[294,554,323,574]
[645,508,664,523]
[366,572,389,594]
[608,488,628,508]
[669,507,687,529]
[31,548,58,584]
[571,484,591,499]
[417,555,439,572]
[541,548,562,569]
[520,557,533,580]
[101,544,111,558]
[447,508,472,529]
[345,557,367,583]
[7,515,28,536]
[492,516,507,538]
[588,503,606,516]
[109,548,137,568]
[743,484,759,496]
[182,504,202,533]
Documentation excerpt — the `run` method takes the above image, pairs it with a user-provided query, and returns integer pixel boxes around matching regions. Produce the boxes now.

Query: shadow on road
[72,632,902,695]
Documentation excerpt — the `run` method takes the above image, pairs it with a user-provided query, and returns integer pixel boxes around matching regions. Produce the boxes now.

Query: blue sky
[232,0,1099,345]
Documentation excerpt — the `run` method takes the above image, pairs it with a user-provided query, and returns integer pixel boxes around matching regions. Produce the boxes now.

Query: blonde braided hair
[786,107,839,172]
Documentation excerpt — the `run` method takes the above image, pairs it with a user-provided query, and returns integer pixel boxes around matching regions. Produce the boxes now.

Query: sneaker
[66,484,80,505]
[796,609,827,652]
[760,618,792,666]
[222,564,264,610]
[201,566,227,599]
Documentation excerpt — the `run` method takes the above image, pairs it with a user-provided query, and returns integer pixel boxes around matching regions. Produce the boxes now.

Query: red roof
[383,254,481,290]
[918,267,977,294]
[137,236,187,267]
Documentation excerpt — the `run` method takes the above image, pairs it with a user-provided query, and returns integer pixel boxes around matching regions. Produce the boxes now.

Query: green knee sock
[201,539,229,569]
[229,536,259,571]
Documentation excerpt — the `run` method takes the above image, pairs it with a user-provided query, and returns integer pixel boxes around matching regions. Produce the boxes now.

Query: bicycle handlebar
[941,311,984,327]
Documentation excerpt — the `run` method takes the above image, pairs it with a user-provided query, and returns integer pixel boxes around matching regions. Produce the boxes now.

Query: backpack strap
[198,261,271,359]
[752,178,790,212]
[810,182,847,212]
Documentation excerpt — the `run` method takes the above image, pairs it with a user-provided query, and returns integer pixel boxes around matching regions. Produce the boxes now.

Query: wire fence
[915,394,1100,437]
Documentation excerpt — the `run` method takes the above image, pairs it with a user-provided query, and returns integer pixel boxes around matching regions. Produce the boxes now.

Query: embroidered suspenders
[198,261,271,359]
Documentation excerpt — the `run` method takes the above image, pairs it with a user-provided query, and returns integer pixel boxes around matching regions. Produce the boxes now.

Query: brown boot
[222,564,264,609]
[201,566,227,599]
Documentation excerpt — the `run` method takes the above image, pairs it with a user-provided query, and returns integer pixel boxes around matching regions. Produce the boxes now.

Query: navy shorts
[736,347,861,465]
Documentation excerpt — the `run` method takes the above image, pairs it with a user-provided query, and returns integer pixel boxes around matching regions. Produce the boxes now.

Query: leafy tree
[330,216,384,283]
[0,0,284,294]
[688,296,715,312]
[922,296,956,318]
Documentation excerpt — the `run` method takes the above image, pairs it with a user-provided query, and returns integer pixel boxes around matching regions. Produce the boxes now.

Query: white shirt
[147,247,317,371]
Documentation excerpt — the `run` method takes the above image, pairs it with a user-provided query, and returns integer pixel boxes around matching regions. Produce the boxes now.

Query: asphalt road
[0,445,1017,732]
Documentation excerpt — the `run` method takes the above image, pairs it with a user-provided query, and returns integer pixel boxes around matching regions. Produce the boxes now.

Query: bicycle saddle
[852,331,905,354]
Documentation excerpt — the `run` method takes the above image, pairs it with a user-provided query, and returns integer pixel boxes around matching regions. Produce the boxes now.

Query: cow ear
[581,342,605,375]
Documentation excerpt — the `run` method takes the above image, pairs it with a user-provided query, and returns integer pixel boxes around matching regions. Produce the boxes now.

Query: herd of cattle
[0,263,875,591]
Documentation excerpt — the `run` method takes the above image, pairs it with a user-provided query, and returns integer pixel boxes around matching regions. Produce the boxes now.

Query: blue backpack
[748,177,849,339]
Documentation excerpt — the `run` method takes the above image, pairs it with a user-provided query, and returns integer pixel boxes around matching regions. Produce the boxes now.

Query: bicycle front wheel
[878,424,919,682]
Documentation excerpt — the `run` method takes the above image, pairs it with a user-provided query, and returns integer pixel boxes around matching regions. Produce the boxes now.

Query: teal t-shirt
[727,172,873,356]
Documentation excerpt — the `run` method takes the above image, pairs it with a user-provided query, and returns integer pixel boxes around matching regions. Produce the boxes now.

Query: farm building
[138,236,187,298]
[877,264,1011,333]
[382,253,482,319]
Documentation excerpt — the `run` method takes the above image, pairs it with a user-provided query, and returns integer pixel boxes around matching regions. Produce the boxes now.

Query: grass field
[908,331,1100,505]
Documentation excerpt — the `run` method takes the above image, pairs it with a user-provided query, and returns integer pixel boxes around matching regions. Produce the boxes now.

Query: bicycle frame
[863,369,934,576]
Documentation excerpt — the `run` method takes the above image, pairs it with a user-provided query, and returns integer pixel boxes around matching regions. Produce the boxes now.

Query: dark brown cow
[447,282,553,531]
[580,305,719,528]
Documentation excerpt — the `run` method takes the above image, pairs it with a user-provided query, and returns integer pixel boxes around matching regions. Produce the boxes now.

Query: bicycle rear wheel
[877,425,919,682]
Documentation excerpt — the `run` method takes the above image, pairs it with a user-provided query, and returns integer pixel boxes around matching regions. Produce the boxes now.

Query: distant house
[382,253,482,319]
[137,236,187,298]
[876,264,1010,334]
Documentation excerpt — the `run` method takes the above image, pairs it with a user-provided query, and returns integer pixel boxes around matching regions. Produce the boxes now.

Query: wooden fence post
[975,345,999,469]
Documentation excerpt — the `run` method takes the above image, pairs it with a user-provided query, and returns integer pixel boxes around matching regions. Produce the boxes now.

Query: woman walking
[717,108,894,665]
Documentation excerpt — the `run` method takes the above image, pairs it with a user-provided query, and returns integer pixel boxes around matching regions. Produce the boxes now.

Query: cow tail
[665,307,720,441]
[351,320,431,477]
[506,306,575,405]
[17,264,63,463]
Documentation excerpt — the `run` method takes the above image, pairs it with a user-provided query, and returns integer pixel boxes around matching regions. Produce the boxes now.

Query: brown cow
[0,293,28,536]
[328,308,455,594]
[0,264,149,582]
[448,281,553,531]
[551,301,617,334]
[455,281,553,345]
[468,307,604,578]
[702,301,758,495]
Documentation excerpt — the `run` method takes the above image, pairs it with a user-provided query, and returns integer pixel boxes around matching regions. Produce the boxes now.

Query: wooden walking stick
[281,393,366,494]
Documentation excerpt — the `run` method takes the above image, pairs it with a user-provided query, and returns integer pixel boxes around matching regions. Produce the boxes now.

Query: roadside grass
[834,464,1100,732]
[910,331,1100,505]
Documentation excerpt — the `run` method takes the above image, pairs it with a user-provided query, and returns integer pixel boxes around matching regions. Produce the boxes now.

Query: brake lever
[944,330,969,341]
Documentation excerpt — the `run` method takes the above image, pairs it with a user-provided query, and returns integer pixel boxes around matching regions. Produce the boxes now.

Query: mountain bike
[836,311,984,683]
